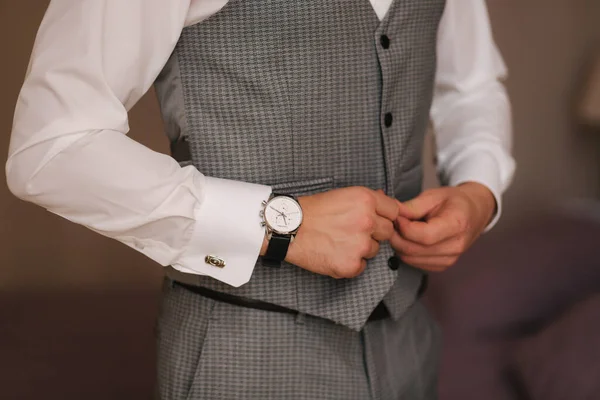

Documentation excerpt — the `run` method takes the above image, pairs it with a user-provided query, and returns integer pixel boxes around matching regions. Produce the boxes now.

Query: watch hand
[269,205,284,215]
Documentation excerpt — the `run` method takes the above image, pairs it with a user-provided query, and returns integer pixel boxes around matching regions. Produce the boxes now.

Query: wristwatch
[260,193,303,267]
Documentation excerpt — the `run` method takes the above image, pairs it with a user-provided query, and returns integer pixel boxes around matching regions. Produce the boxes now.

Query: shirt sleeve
[5,0,271,287]
[431,0,517,231]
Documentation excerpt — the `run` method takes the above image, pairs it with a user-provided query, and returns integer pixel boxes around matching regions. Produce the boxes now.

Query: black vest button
[384,112,393,127]
[388,256,400,271]
[380,35,390,49]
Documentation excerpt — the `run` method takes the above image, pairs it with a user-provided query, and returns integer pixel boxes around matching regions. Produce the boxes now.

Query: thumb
[397,189,446,220]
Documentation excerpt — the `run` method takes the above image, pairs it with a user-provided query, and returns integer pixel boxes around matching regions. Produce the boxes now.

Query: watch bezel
[264,195,303,235]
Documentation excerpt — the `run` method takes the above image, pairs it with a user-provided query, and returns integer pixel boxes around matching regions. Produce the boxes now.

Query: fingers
[332,258,367,279]
[364,239,380,259]
[390,230,468,257]
[398,255,458,272]
[372,216,395,241]
[372,189,400,221]
[397,189,446,220]
[396,208,465,246]
[338,240,375,280]
[390,200,471,273]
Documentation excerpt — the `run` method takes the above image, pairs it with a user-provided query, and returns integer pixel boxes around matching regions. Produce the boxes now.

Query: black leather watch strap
[262,193,296,268]
[263,233,291,268]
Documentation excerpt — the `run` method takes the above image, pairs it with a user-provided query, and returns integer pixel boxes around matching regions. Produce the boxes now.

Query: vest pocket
[270,177,334,197]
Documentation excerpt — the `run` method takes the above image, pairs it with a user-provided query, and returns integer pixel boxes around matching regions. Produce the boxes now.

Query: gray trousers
[156,279,441,400]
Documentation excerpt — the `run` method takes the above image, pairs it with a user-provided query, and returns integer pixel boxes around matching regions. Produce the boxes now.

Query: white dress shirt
[6,0,515,287]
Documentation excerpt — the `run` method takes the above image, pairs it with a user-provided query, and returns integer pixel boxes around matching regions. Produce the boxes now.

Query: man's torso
[154,0,446,330]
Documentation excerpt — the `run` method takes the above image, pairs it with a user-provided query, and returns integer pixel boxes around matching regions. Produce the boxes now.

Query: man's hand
[390,182,496,272]
[262,187,399,279]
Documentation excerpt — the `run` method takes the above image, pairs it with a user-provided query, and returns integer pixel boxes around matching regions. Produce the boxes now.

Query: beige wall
[0,1,166,290]
[488,0,600,228]
[425,0,600,226]
[1,0,599,290]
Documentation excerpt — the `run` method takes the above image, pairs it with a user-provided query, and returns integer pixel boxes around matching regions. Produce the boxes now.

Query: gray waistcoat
[154,0,446,331]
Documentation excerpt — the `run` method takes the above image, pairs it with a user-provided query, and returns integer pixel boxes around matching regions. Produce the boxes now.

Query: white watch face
[264,196,303,234]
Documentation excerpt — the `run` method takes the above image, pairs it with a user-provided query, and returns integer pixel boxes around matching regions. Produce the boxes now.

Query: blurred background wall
[0,0,599,291]
[1,2,600,400]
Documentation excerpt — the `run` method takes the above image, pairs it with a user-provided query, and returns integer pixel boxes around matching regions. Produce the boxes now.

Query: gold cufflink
[205,255,226,268]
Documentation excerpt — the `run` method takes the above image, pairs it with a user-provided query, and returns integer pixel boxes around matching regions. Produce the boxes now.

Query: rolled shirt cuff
[444,151,503,232]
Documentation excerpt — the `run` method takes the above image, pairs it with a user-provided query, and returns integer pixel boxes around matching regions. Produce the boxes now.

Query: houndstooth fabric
[154,0,446,331]
[156,279,441,400]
